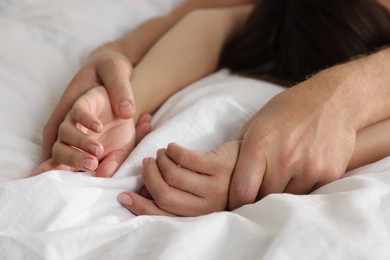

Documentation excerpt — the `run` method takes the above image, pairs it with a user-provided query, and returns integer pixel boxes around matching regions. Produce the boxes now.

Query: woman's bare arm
[42,0,253,161]
[34,6,252,175]
[131,6,252,120]
[348,118,390,171]
[100,1,253,66]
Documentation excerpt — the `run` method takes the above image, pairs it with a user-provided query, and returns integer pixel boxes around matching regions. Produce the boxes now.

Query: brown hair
[220,0,390,86]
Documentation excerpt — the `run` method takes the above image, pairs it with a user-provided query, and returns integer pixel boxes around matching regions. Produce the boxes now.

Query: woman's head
[221,0,390,86]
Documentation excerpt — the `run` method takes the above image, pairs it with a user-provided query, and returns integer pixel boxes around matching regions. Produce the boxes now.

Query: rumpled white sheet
[1,0,390,259]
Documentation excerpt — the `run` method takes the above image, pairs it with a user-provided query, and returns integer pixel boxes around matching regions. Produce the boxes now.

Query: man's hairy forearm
[321,47,390,130]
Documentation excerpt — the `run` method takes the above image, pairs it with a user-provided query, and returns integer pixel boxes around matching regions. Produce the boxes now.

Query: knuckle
[154,191,172,209]
[161,171,176,187]
[209,159,231,176]
[279,148,299,171]
[175,149,190,167]
[103,56,129,70]
[305,159,340,185]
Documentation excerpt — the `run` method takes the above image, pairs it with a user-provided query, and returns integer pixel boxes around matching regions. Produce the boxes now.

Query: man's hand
[229,72,357,210]
[42,50,135,161]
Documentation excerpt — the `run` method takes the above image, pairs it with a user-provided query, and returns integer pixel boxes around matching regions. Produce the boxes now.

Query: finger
[95,150,130,178]
[96,57,135,119]
[70,101,103,133]
[42,67,97,160]
[118,192,175,216]
[283,177,314,195]
[257,168,291,198]
[228,138,266,210]
[30,158,73,176]
[155,149,209,195]
[135,114,152,144]
[138,113,152,125]
[142,158,206,216]
[166,143,218,173]
[52,142,98,171]
[58,121,103,157]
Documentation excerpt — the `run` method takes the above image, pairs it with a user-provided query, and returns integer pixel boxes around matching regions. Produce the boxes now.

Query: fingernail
[87,144,100,156]
[82,158,94,170]
[119,100,133,115]
[119,193,132,206]
[91,122,102,132]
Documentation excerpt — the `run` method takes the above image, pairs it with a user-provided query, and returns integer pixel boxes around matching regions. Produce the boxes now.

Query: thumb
[228,138,266,210]
[96,56,136,119]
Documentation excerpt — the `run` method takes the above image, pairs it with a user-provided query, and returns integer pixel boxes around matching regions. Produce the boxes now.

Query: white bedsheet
[1,1,390,259]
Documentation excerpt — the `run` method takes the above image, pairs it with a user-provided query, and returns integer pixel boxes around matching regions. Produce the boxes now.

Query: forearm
[131,6,252,121]
[318,47,390,131]
[95,17,179,66]
[90,1,253,66]
[91,1,227,65]
[347,118,390,171]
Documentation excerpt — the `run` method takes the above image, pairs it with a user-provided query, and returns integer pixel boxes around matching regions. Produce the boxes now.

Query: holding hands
[120,141,241,217]
[35,0,390,217]
[35,85,242,217]
[33,86,150,177]
[41,50,137,171]
[229,71,357,210]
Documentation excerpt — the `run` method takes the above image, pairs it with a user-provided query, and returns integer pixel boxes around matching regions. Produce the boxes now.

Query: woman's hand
[34,87,150,177]
[42,49,136,162]
[119,141,241,217]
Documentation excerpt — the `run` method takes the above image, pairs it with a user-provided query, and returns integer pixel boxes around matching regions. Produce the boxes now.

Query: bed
[1,0,390,259]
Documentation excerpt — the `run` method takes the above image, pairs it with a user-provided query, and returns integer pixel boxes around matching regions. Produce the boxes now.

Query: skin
[34,84,390,216]
[31,87,152,177]
[228,48,390,209]
[41,0,254,176]
[36,1,390,216]
[34,5,252,176]
[35,84,242,216]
